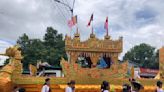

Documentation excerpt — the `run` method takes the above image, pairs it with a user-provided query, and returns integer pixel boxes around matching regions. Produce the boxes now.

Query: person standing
[129,78,144,92]
[156,81,164,92]
[123,84,131,92]
[101,81,110,92]
[41,78,51,92]
[19,88,26,92]
[12,86,19,92]
[65,80,76,92]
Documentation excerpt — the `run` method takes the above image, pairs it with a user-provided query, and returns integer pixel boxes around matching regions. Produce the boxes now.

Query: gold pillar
[159,47,164,79]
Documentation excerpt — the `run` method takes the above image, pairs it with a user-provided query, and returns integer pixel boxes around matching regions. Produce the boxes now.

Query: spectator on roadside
[101,81,110,92]
[123,84,131,92]
[65,82,72,92]
[19,88,26,92]
[41,78,51,92]
[156,81,164,92]
[129,78,144,92]
[12,86,19,92]
[65,80,76,92]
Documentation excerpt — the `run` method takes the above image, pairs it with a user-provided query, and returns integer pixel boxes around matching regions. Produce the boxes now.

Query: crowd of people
[12,78,164,92]
[121,78,164,92]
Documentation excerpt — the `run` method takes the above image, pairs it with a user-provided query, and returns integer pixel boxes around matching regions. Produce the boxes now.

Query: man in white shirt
[156,81,164,92]
[65,83,72,92]
[41,78,51,92]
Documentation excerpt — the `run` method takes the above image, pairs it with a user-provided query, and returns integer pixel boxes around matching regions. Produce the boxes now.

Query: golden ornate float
[0,33,163,92]
[62,31,128,81]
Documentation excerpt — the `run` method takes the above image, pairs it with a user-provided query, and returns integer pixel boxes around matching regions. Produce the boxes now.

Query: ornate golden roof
[65,32,123,53]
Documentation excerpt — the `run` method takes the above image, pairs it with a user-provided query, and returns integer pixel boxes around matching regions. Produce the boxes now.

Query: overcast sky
[0,0,164,65]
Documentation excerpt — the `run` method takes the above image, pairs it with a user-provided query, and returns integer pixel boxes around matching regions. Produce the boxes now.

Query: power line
[72,0,75,11]
[52,1,68,26]
[61,0,71,17]
[64,0,70,7]
[53,0,75,17]
[56,4,69,22]
[52,0,77,25]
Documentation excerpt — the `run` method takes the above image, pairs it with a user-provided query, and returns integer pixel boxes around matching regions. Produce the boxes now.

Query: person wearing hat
[65,80,76,92]
[41,78,51,92]
[156,81,164,92]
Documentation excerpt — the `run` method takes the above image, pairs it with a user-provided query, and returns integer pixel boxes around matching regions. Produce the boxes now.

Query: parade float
[0,31,163,92]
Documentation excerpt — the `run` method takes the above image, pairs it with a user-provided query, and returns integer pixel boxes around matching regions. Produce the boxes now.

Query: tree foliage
[17,27,67,70]
[123,43,159,69]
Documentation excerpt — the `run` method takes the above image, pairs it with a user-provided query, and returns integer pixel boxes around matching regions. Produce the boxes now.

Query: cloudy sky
[0,0,164,65]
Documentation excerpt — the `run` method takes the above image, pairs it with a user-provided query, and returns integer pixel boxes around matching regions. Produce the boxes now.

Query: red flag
[67,15,77,28]
[104,17,108,30]
[72,15,77,25]
[87,14,93,27]
[104,17,108,35]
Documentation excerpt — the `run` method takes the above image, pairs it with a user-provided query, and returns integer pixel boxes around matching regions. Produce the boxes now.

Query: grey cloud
[0,0,71,41]
[0,0,164,60]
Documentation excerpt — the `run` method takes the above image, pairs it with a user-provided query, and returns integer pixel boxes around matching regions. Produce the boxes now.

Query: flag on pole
[67,15,77,28]
[104,17,108,30]
[104,17,108,35]
[87,14,93,27]
[72,15,77,25]
[68,20,74,28]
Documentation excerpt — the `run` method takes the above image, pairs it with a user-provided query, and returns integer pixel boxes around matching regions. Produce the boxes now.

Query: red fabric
[87,14,93,27]
[67,20,74,28]
[72,15,77,25]
[67,15,77,28]
[140,68,158,74]
[104,17,108,31]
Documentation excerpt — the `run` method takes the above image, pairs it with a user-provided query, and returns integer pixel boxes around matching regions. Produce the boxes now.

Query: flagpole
[107,27,108,36]
[105,17,108,36]
[71,12,73,38]
[106,17,108,36]
[76,16,78,34]
[91,26,93,34]
[70,27,72,38]
[87,14,93,34]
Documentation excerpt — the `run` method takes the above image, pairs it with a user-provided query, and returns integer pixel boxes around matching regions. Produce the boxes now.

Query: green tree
[17,34,46,69]
[17,33,29,51]
[123,43,158,69]
[16,27,67,70]
[43,27,67,66]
